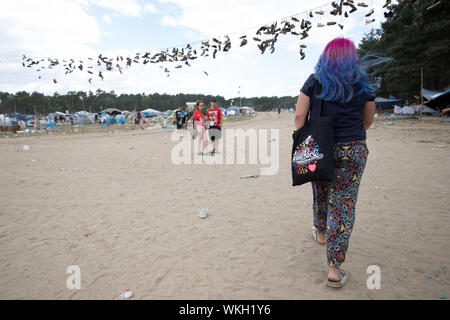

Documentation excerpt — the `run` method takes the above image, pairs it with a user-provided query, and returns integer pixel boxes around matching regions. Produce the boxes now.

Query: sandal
[327,270,349,288]
[312,226,326,245]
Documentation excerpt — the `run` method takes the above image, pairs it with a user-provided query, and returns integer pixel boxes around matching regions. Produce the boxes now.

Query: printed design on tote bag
[292,135,324,174]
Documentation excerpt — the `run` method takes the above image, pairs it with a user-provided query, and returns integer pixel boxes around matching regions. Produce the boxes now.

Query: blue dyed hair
[314,37,375,104]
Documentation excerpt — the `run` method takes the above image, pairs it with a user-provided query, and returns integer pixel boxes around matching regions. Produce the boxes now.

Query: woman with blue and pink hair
[295,37,376,288]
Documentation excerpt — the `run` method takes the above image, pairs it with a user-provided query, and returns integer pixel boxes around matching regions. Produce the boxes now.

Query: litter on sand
[425,273,433,280]
[23,145,30,151]
[200,208,208,219]
[441,265,447,275]
[118,285,134,300]
[440,295,447,300]
[240,174,258,179]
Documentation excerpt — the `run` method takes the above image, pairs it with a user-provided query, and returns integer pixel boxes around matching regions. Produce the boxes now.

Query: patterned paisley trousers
[311,140,368,269]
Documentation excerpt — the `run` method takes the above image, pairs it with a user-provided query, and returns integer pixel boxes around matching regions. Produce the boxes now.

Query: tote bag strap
[307,78,324,122]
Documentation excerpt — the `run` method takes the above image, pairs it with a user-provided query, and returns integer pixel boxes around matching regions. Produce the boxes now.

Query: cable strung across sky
[21,1,394,84]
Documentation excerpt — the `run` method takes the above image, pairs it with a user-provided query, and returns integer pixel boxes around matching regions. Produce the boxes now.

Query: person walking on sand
[205,100,223,156]
[277,105,281,117]
[134,110,144,130]
[193,100,208,155]
[294,37,376,288]
[175,106,184,130]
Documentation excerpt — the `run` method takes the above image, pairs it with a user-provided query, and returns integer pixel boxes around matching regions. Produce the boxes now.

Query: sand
[0,112,449,300]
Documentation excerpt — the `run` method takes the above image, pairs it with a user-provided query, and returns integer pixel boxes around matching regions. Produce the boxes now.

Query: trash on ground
[118,285,134,300]
[441,265,447,275]
[200,208,208,219]
[23,145,30,151]
[440,294,447,300]
[240,174,258,179]
[425,273,433,280]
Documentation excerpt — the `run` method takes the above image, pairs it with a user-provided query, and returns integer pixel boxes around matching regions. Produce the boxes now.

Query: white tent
[397,106,415,114]
[141,108,162,114]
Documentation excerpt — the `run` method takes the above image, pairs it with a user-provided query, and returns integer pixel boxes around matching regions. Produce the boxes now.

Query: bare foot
[328,267,341,281]
[316,232,326,244]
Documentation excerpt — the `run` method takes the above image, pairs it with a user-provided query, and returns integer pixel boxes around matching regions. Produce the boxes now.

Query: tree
[357,0,450,100]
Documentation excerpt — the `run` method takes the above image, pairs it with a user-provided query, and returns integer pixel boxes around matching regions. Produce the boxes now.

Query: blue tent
[9,113,33,121]
[227,106,240,112]
[375,97,405,107]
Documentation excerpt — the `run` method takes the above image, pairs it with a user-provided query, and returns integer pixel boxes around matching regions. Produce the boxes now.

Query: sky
[0,0,390,99]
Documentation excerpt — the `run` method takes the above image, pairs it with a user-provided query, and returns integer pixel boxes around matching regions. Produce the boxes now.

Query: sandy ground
[0,112,449,300]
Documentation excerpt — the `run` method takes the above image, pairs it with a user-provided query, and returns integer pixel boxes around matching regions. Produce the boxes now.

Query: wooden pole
[420,67,424,120]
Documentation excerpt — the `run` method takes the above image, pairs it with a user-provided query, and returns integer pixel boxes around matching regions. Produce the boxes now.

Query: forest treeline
[0,90,298,115]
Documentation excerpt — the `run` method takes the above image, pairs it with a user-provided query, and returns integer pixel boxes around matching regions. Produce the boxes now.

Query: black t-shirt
[175,110,184,125]
[300,74,375,143]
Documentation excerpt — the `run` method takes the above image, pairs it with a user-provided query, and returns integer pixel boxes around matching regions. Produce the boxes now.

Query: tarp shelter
[141,108,162,117]
[102,108,122,115]
[375,97,406,107]
[75,111,89,116]
[416,105,439,114]
[74,117,95,125]
[397,106,415,114]
[55,111,70,116]
[423,88,450,110]
[9,113,34,121]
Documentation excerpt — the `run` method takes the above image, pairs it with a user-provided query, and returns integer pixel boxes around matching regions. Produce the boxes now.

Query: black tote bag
[291,90,335,186]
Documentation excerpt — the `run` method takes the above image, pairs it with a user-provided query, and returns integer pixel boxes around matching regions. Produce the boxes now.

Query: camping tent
[375,97,406,107]
[74,117,95,125]
[102,108,122,115]
[397,106,415,114]
[141,108,162,117]
[423,88,450,110]
[55,111,70,116]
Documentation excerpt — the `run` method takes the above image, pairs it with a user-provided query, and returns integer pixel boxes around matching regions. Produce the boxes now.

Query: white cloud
[144,3,158,13]
[91,0,143,17]
[0,0,101,58]
[102,14,112,23]
[161,15,178,27]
